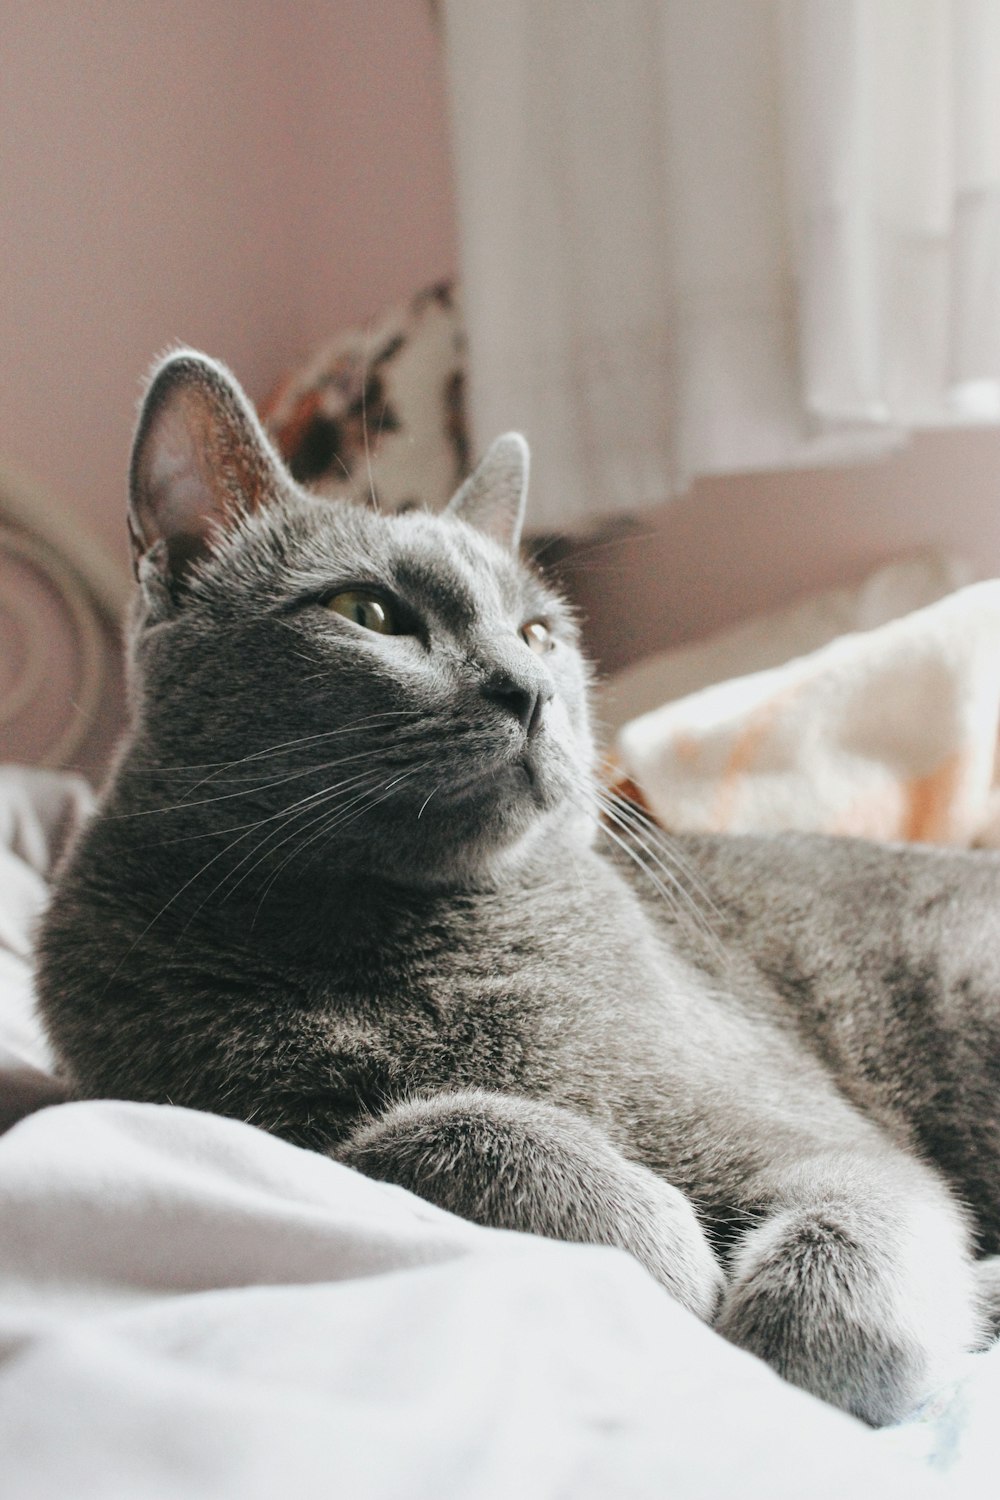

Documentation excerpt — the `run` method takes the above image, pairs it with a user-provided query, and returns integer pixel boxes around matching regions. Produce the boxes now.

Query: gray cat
[36,350,1000,1427]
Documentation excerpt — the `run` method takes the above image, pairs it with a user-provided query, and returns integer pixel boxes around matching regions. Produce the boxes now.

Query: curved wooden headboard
[0,463,130,773]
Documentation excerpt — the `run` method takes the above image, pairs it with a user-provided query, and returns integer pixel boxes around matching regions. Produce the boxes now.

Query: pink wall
[559,427,1000,676]
[5,0,1000,746]
[1,0,456,571]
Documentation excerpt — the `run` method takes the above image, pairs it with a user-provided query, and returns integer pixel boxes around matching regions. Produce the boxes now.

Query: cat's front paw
[340,1090,724,1321]
[715,1202,972,1426]
[612,1163,725,1321]
[717,1266,928,1425]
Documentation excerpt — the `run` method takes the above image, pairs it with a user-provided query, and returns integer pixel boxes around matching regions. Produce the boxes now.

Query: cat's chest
[293,863,667,1105]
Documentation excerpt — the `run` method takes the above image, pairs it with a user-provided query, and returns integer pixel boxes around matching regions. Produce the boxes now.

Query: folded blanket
[616,571,1000,847]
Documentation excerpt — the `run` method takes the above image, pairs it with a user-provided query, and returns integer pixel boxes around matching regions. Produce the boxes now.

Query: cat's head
[123,349,595,888]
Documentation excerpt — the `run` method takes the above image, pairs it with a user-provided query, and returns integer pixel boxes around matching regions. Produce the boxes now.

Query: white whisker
[416,785,441,819]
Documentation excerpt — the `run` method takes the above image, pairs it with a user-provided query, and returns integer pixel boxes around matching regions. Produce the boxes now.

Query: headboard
[0,463,130,778]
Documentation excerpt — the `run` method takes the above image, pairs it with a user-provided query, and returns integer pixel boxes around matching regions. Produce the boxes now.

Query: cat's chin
[442,752,564,816]
[391,753,575,881]
[405,792,586,891]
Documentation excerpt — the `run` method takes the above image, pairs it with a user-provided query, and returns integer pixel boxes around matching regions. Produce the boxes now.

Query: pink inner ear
[131,383,227,575]
[129,353,287,581]
[141,413,212,536]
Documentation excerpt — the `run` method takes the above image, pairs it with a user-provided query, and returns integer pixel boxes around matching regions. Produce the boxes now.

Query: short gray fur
[36,350,1000,1427]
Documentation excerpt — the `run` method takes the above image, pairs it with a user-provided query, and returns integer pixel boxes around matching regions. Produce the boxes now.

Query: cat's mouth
[512,754,536,789]
[432,743,553,808]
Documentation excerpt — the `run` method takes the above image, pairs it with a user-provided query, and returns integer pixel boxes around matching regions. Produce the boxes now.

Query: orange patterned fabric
[261,282,469,516]
[615,582,1000,848]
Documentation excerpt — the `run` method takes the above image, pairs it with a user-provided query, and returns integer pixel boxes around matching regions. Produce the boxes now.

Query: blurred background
[5,0,1000,778]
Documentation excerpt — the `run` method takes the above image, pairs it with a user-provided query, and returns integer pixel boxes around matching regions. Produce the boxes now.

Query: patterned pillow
[261,281,469,514]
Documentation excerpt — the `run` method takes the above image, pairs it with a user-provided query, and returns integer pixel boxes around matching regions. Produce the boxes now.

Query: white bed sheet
[0,766,997,1498]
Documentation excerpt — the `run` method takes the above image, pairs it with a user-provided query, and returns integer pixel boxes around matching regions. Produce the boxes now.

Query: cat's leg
[974,1255,1000,1342]
[716,1148,982,1425]
[339,1088,724,1319]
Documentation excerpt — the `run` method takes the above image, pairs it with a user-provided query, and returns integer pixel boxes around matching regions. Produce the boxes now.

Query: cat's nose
[482,670,552,738]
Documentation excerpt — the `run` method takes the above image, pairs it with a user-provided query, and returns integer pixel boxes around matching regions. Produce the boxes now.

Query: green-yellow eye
[326,590,395,633]
[521,618,552,653]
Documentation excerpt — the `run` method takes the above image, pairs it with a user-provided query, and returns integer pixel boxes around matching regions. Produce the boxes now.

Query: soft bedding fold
[0,1100,966,1500]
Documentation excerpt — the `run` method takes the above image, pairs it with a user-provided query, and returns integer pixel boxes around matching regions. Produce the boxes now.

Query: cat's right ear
[128,349,288,590]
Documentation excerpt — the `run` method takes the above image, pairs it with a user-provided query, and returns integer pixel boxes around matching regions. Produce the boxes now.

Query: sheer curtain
[442,0,1000,531]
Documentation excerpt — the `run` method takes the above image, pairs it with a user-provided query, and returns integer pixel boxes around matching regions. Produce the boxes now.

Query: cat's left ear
[128,348,290,587]
[445,432,529,551]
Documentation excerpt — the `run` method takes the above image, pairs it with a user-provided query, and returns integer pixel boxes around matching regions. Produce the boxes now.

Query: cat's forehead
[392,509,526,617]
[285,498,536,619]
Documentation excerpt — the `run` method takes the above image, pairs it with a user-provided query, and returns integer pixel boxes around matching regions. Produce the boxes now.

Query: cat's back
[667,828,1000,1021]
[653,827,1000,1237]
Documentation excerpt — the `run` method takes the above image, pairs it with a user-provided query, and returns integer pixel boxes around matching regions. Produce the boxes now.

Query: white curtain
[442,0,1000,531]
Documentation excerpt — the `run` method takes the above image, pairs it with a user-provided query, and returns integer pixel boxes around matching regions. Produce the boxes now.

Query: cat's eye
[325,590,397,634]
[521,619,552,653]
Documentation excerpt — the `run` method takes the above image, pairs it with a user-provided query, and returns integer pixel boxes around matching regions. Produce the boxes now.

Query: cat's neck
[91,747,598,961]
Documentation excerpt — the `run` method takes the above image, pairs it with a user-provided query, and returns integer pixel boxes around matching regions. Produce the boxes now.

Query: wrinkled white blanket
[1,1101,963,1500]
[1,769,999,1497]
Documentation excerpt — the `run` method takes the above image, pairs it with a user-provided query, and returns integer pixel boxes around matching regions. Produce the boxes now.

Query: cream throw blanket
[613,556,1000,848]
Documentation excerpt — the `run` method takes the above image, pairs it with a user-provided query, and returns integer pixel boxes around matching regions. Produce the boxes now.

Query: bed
[3,302,1000,1497]
[5,768,997,1499]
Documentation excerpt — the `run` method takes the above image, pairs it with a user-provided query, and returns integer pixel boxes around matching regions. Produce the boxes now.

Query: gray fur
[35,351,1000,1426]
